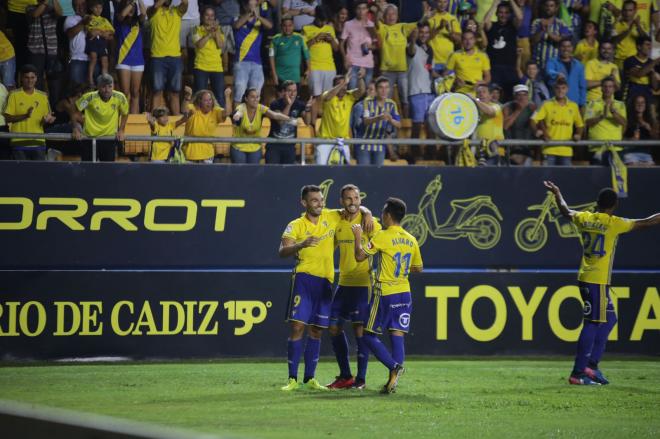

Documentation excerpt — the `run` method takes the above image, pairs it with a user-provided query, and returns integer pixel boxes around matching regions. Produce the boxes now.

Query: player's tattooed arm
[543,180,577,219]
[279,237,319,258]
[358,206,374,233]
[351,224,368,262]
[631,213,660,231]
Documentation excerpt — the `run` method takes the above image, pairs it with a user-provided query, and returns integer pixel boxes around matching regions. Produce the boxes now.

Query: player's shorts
[286,272,333,328]
[329,285,371,326]
[364,289,412,335]
[578,282,613,323]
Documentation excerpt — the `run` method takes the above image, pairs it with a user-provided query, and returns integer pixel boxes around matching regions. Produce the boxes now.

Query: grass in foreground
[1,359,658,438]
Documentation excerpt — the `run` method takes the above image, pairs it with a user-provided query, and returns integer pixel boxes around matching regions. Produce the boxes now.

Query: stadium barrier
[1,163,659,269]
[0,132,659,164]
[0,271,657,359]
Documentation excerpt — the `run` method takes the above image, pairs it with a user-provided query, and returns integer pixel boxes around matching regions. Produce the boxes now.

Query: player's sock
[331,331,352,378]
[363,333,397,370]
[589,311,617,366]
[572,321,599,374]
[356,336,369,382]
[287,338,303,380]
[390,333,405,365]
[303,337,321,381]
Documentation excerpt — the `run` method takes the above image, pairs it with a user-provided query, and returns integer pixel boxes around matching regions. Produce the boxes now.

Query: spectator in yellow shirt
[3,64,56,160]
[446,31,491,96]
[0,30,16,89]
[585,40,620,102]
[575,20,599,63]
[531,78,584,166]
[612,0,649,69]
[193,6,226,107]
[146,106,189,162]
[585,76,627,164]
[426,0,461,69]
[183,87,232,163]
[472,83,504,165]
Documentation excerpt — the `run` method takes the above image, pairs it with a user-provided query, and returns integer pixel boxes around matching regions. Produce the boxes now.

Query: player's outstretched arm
[351,224,368,262]
[543,180,577,218]
[279,237,319,258]
[631,213,660,231]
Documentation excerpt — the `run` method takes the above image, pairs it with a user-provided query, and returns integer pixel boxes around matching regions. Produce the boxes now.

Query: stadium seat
[383,159,408,166]
[124,113,151,155]
[415,160,445,166]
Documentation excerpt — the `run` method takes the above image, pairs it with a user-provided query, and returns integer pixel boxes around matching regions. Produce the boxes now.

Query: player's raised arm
[630,213,660,231]
[544,180,578,219]
[279,236,319,258]
[351,224,368,262]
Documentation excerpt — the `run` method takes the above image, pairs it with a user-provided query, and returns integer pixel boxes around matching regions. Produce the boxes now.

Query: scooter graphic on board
[514,192,597,252]
[319,179,367,201]
[400,175,503,248]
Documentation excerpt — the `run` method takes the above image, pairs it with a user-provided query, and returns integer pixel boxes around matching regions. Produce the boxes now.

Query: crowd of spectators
[0,0,659,165]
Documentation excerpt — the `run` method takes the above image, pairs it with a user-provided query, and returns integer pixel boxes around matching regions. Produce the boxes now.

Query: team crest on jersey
[399,313,410,328]
[322,220,328,228]
[583,301,592,316]
[284,224,293,234]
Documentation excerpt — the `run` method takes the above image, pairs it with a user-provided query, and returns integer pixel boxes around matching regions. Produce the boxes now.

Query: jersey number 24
[581,232,606,257]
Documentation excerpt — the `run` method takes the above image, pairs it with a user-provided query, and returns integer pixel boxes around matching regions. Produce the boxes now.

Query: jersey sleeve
[5,92,17,116]
[282,220,300,240]
[367,219,383,238]
[611,215,634,235]
[411,241,423,269]
[530,102,547,122]
[118,94,129,115]
[483,52,491,70]
[450,16,461,33]
[403,22,417,36]
[76,92,92,111]
[363,230,384,256]
[573,103,584,128]
[322,208,343,227]
[571,211,588,228]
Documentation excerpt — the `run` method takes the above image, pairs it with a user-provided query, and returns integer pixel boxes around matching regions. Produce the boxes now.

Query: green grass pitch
[1,359,658,438]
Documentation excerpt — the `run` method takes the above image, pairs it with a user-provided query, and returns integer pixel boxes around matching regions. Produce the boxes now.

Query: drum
[427,93,479,140]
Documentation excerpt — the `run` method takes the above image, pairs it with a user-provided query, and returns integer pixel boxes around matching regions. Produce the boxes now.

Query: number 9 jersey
[363,225,423,296]
[572,211,634,285]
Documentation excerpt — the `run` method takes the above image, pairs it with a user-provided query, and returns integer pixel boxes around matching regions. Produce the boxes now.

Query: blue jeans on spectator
[231,147,262,164]
[193,69,226,107]
[543,155,572,166]
[356,147,385,165]
[265,144,296,164]
[0,56,16,88]
[233,61,264,102]
[69,59,90,86]
[348,65,373,90]
[152,56,183,92]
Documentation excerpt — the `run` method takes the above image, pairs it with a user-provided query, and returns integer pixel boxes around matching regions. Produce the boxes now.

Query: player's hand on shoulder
[351,223,363,237]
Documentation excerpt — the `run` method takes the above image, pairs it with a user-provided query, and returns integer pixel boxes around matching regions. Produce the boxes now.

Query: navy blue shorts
[286,273,333,328]
[364,290,412,335]
[329,285,371,326]
[85,36,109,57]
[579,282,613,323]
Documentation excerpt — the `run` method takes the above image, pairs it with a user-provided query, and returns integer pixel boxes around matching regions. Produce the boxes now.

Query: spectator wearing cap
[341,1,378,89]
[530,0,572,70]
[530,77,583,166]
[446,30,491,96]
[72,73,129,161]
[545,38,586,108]
[3,65,56,161]
[585,76,627,165]
[426,0,461,70]
[482,0,523,102]
[375,4,417,117]
[585,40,620,102]
[503,83,535,165]
[472,83,504,165]
[270,16,310,89]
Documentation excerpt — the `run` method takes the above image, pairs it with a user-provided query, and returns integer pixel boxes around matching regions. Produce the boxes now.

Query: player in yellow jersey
[326,184,382,390]
[544,180,660,385]
[279,185,373,391]
[352,197,423,394]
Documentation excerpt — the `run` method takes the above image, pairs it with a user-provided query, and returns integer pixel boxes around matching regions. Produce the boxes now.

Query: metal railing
[1,132,658,164]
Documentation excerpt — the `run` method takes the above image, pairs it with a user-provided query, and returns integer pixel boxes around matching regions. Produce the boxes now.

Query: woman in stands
[115,0,147,113]
[230,87,294,164]
[623,94,658,166]
[183,88,233,163]
[193,6,227,108]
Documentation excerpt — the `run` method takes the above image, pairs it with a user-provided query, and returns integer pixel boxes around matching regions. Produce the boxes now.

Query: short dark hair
[554,77,568,87]
[623,0,637,8]
[340,184,360,198]
[636,35,652,46]
[301,185,322,200]
[384,197,407,223]
[375,76,389,87]
[355,0,368,9]
[152,106,169,118]
[281,15,294,23]
[281,80,296,90]
[314,5,328,21]
[601,76,616,86]
[88,0,103,9]
[20,64,38,76]
[332,75,345,86]
[559,36,573,46]
[597,188,618,210]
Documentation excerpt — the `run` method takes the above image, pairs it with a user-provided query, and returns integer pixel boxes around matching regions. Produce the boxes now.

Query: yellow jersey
[377,22,417,72]
[446,50,490,96]
[585,99,626,147]
[585,59,620,101]
[428,12,461,65]
[531,98,584,157]
[574,39,598,64]
[303,24,336,71]
[336,213,382,287]
[282,208,343,283]
[572,211,634,284]
[363,225,423,296]
[319,90,357,139]
[87,15,114,33]
[192,26,224,72]
[150,121,176,161]
[613,20,648,65]
[8,0,36,14]
[634,0,653,27]
[5,88,51,147]
[475,102,504,154]
[183,103,225,160]
[76,90,129,137]
[232,103,269,153]
[150,7,183,58]
[0,31,15,62]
